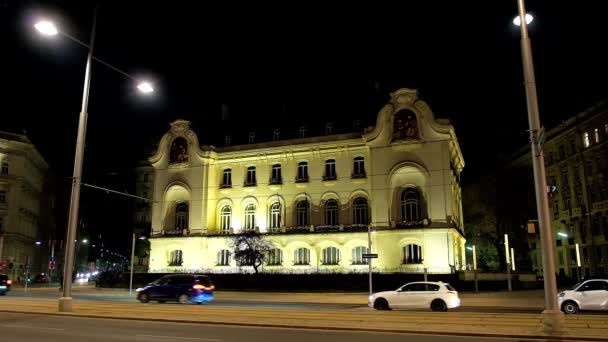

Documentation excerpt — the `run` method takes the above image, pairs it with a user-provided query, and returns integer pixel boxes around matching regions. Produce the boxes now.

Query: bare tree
[231,230,274,274]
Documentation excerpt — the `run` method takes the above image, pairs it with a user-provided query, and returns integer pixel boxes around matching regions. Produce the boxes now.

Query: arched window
[217,249,231,266]
[296,200,309,227]
[269,202,281,229]
[220,205,231,232]
[169,137,188,163]
[169,250,183,266]
[324,199,339,226]
[244,204,256,230]
[401,188,421,222]
[352,246,368,265]
[353,157,365,177]
[294,248,310,265]
[322,247,340,265]
[393,109,419,140]
[353,197,369,225]
[266,248,283,265]
[403,244,423,264]
[175,203,188,230]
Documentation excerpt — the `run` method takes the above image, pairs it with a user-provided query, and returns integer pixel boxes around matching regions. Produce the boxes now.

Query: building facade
[145,89,466,274]
[0,131,49,275]
[527,100,608,279]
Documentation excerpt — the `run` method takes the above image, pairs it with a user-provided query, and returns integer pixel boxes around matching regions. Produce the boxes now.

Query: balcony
[322,175,337,181]
[295,177,309,183]
[269,178,282,185]
[243,181,257,187]
[315,225,341,232]
[156,229,189,237]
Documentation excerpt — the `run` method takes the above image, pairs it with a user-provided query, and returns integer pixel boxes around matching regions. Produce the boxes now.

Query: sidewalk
[1,296,606,340]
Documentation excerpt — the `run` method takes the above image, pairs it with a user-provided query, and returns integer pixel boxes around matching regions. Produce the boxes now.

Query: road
[0,312,577,342]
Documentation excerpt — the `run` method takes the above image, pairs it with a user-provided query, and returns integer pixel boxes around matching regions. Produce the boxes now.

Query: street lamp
[34,9,154,313]
[514,0,565,333]
[513,13,534,26]
[557,232,568,238]
[129,234,147,296]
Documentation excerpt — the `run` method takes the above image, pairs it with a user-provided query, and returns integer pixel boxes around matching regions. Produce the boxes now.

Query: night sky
[1,1,607,250]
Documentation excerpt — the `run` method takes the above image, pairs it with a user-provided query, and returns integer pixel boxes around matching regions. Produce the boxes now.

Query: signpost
[362,253,378,259]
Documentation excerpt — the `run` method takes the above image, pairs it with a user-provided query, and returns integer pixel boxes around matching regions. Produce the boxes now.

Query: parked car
[33,273,50,283]
[558,278,608,314]
[368,281,460,311]
[136,274,214,304]
[0,274,12,295]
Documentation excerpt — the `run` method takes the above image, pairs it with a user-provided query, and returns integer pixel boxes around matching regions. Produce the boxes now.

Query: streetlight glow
[82,239,88,244]
[34,20,59,36]
[35,241,42,245]
[137,81,154,94]
[466,246,473,251]
[513,13,533,26]
[557,232,568,238]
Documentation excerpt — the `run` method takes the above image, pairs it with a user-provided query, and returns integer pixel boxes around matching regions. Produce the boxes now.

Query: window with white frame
[353,157,365,177]
[583,132,590,148]
[222,168,232,188]
[296,200,309,227]
[322,247,340,265]
[401,188,421,222]
[249,132,255,144]
[324,199,339,226]
[220,205,231,232]
[297,161,309,182]
[353,197,369,225]
[269,202,281,229]
[217,249,231,266]
[403,244,423,264]
[294,248,310,265]
[266,248,282,265]
[594,128,600,144]
[324,159,336,180]
[0,161,7,175]
[244,204,256,230]
[270,164,282,184]
[175,203,188,230]
[169,250,183,266]
[245,166,256,186]
[352,246,368,265]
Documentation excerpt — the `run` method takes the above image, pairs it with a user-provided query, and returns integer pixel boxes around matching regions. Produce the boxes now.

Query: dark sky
[1,1,607,249]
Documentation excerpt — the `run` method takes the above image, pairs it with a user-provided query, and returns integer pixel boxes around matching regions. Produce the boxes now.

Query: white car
[558,279,608,314]
[368,281,461,311]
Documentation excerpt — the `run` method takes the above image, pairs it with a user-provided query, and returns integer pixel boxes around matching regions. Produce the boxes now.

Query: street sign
[362,253,378,259]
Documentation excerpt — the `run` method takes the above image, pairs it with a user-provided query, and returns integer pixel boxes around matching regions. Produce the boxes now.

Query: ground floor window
[402,244,423,264]
[169,250,183,266]
[294,248,310,265]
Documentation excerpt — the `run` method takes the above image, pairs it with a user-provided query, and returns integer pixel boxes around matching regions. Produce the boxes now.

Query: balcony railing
[351,172,367,179]
[322,175,337,181]
[295,177,309,183]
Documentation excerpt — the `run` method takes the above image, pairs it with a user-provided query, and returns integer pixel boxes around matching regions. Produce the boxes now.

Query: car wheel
[158,300,166,304]
[0,292,5,296]
[374,298,390,310]
[562,301,579,314]
[196,301,203,305]
[138,293,150,303]
[177,294,189,304]
[431,299,447,312]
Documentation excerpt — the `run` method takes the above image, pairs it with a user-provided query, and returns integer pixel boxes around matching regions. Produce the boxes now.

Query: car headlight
[368,295,375,301]
[135,288,144,292]
[558,292,565,297]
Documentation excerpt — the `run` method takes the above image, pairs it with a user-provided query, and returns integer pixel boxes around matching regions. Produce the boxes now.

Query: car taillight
[193,284,215,290]
[6,280,12,285]
[447,291,457,296]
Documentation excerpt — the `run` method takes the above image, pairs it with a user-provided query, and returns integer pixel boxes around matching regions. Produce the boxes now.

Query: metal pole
[575,243,582,281]
[473,245,478,293]
[59,6,98,313]
[0,232,4,265]
[367,225,372,296]
[129,233,135,296]
[49,240,55,287]
[511,248,516,271]
[516,0,565,333]
[505,234,512,291]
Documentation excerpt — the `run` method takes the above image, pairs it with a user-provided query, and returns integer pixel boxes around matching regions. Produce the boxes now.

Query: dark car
[136,274,214,304]
[0,274,12,295]
[33,273,50,283]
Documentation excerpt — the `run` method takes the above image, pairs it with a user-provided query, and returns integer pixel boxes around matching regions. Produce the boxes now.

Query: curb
[0,308,604,341]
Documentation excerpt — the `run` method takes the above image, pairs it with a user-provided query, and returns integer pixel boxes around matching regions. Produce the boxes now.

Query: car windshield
[570,282,582,290]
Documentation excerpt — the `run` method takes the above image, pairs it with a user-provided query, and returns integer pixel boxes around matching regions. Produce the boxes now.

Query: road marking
[2,324,65,331]
[136,334,221,341]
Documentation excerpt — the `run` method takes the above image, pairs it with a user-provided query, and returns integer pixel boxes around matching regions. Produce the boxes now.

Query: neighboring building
[132,162,154,271]
[143,89,466,274]
[0,131,49,275]
[522,100,608,279]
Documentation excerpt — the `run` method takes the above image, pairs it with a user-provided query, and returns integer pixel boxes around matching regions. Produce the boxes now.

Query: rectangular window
[583,132,590,148]
[558,250,564,265]
[270,164,282,184]
[245,166,256,186]
[353,157,366,177]
[558,145,565,160]
[0,162,7,175]
[0,191,5,204]
[224,135,231,146]
[222,169,232,188]
[324,159,336,180]
[570,139,576,155]
[273,129,280,141]
[594,128,600,144]
[553,201,559,220]
[297,162,309,182]
[299,126,307,138]
[325,123,334,135]
[248,132,255,144]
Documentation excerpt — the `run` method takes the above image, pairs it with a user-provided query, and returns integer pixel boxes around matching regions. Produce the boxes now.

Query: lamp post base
[542,309,565,334]
[58,297,73,312]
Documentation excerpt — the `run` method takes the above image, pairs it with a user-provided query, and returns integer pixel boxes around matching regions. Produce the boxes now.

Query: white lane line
[2,324,65,331]
[136,334,221,341]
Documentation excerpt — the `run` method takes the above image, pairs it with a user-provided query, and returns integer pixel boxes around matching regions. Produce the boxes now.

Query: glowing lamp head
[35,20,58,36]
[513,13,534,26]
[137,81,154,94]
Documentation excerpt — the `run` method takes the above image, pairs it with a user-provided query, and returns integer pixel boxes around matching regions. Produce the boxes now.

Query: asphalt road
[0,312,577,342]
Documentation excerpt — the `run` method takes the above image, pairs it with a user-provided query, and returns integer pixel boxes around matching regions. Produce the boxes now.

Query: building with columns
[144,89,466,274]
